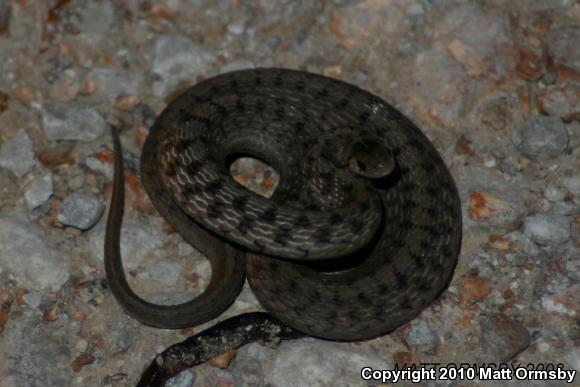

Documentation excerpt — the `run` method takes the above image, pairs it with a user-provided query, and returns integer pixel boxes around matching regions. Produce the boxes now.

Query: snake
[104,68,462,379]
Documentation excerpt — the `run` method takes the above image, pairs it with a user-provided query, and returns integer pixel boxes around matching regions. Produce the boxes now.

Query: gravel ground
[0,1,579,386]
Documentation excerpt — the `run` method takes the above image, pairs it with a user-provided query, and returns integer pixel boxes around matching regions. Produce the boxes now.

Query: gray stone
[0,214,68,290]
[547,27,580,75]
[57,193,105,230]
[551,202,577,216]
[89,218,166,268]
[89,68,143,104]
[42,103,107,141]
[513,116,569,160]
[24,172,53,209]
[271,339,390,387]
[138,260,182,286]
[23,290,43,308]
[151,35,216,97]
[480,314,530,362]
[562,176,580,197]
[523,214,571,246]
[166,370,196,387]
[544,184,565,202]
[506,231,541,257]
[0,130,36,178]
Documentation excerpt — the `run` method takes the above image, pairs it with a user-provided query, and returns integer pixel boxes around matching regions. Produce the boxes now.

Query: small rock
[23,290,43,308]
[0,130,37,178]
[544,184,565,202]
[480,314,530,361]
[89,68,143,104]
[537,87,580,122]
[151,35,216,98]
[562,176,580,197]
[271,339,390,387]
[88,219,166,268]
[57,193,105,230]
[506,231,541,257]
[227,22,244,35]
[42,103,107,141]
[177,242,194,256]
[166,369,196,387]
[0,214,68,290]
[513,116,569,161]
[523,214,571,246]
[138,261,182,286]
[546,27,580,81]
[551,202,576,216]
[24,172,53,209]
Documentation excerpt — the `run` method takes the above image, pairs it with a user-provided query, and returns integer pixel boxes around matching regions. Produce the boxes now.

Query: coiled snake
[104,68,462,382]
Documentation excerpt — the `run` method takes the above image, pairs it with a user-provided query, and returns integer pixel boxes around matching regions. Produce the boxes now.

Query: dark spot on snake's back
[315,228,331,244]
[294,121,305,133]
[176,139,192,153]
[399,296,413,310]
[409,251,425,269]
[359,111,371,123]
[334,98,349,109]
[295,80,306,90]
[393,268,408,290]
[294,215,311,228]
[317,88,329,97]
[237,219,252,235]
[274,232,289,246]
[206,203,223,219]
[259,208,277,223]
[186,160,204,176]
[288,280,297,291]
[256,100,266,112]
[329,213,343,224]
[253,239,265,251]
[232,195,248,211]
[165,162,177,177]
[275,108,285,120]
[204,179,223,195]
[350,220,365,234]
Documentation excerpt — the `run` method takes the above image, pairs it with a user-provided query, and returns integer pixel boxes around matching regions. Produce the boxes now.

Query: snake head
[345,135,395,179]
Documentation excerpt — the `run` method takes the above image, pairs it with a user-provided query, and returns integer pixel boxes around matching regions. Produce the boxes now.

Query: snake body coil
[105,68,462,342]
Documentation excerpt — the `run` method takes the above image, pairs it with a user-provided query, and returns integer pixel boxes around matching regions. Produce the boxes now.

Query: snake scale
[105,68,462,361]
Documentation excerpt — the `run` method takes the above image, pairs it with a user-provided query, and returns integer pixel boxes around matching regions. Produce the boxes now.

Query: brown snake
[105,68,461,352]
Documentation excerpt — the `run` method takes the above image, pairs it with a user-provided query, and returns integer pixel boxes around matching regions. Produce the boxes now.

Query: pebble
[137,260,182,286]
[537,87,580,122]
[151,34,216,97]
[546,27,580,79]
[24,172,53,209]
[88,219,166,268]
[42,103,107,141]
[89,68,143,104]
[57,193,105,231]
[0,214,68,290]
[166,370,196,387]
[513,116,569,160]
[562,176,580,197]
[271,339,390,387]
[22,290,43,309]
[0,130,37,178]
[523,214,571,246]
[480,314,531,362]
